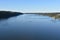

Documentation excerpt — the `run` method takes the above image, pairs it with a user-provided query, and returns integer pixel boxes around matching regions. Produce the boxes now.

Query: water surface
[0,14,60,40]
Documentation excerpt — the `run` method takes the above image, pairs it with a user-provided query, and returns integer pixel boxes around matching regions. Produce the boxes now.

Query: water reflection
[0,13,23,20]
[36,13,60,19]
[0,13,60,40]
[35,13,60,23]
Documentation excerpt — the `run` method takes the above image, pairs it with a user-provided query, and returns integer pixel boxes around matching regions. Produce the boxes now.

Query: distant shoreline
[0,11,60,19]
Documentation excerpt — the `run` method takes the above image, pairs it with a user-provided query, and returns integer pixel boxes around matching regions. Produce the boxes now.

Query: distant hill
[0,11,23,19]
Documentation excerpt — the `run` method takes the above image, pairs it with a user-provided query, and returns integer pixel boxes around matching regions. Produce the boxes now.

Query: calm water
[0,14,60,40]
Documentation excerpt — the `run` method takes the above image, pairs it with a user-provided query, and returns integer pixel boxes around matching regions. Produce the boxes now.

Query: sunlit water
[0,14,60,40]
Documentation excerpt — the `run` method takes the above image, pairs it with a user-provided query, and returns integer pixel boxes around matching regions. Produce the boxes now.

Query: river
[0,14,60,40]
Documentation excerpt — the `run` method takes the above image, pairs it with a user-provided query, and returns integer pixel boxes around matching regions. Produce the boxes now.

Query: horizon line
[0,10,60,13]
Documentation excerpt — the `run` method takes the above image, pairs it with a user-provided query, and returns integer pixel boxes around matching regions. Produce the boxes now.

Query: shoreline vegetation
[0,11,23,19]
[26,13,60,19]
[0,11,60,19]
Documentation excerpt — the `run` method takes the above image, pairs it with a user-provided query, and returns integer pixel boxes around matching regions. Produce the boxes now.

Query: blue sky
[0,0,60,13]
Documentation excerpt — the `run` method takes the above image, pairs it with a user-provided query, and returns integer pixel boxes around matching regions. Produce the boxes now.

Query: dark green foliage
[0,11,23,19]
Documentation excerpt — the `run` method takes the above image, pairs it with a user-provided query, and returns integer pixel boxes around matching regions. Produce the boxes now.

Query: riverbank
[0,11,23,19]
